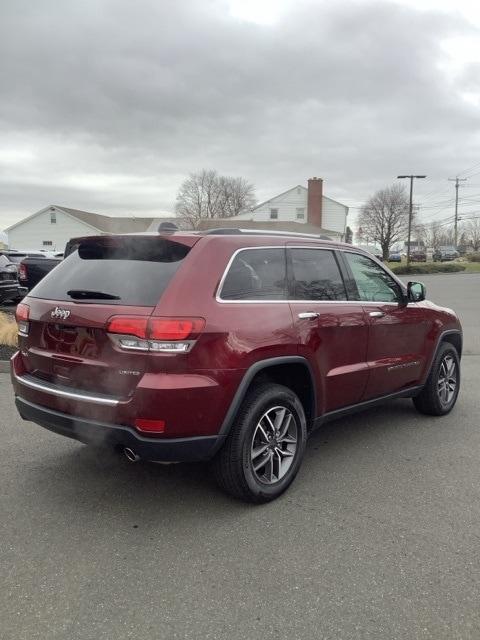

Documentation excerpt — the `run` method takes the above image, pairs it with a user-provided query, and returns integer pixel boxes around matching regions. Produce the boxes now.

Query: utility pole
[448,177,467,248]
[397,175,427,266]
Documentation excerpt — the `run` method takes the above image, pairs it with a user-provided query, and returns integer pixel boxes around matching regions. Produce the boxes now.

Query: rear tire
[212,383,307,503]
[413,342,460,416]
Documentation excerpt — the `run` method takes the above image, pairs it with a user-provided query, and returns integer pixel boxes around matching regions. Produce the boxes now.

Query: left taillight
[106,316,205,353]
[18,263,27,281]
[15,303,30,336]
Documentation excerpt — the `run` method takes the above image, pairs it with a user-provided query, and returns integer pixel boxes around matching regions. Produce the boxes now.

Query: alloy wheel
[250,406,298,485]
[437,354,457,406]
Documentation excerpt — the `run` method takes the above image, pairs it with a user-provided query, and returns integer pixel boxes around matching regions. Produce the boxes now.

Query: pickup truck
[18,254,63,291]
[0,255,27,303]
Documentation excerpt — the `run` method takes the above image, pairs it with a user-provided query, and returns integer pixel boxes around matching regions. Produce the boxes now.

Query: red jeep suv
[11,228,462,502]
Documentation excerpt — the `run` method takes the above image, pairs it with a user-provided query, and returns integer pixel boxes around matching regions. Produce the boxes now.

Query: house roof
[196,218,341,237]
[57,207,159,233]
[4,205,176,234]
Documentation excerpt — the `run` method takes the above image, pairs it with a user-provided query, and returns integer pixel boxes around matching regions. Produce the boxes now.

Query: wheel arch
[440,330,462,359]
[422,329,463,386]
[218,357,316,438]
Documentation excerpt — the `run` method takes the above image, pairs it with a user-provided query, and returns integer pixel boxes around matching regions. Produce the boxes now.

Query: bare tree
[437,226,455,247]
[413,222,427,245]
[218,176,256,217]
[466,217,480,251]
[424,221,442,249]
[357,184,410,259]
[175,169,256,228]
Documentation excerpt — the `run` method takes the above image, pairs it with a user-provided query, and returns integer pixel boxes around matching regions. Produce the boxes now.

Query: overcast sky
[1,0,480,231]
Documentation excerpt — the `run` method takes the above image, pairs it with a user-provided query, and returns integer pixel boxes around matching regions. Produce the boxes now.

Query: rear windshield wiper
[67,289,121,300]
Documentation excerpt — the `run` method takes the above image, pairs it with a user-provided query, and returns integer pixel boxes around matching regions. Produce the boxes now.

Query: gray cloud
[1,0,479,229]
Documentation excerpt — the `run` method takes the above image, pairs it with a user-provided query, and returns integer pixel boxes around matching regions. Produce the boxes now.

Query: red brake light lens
[106,316,148,339]
[106,316,205,352]
[16,303,30,322]
[18,263,27,281]
[149,318,205,340]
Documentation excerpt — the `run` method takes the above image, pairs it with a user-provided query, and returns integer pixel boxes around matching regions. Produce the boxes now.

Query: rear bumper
[0,283,26,301]
[15,396,224,462]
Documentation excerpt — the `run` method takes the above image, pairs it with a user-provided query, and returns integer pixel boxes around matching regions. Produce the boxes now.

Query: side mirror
[407,281,426,302]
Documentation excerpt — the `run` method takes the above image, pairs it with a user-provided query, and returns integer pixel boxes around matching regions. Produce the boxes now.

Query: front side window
[344,252,402,302]
[220,248,287,300]
[50,210,56,224]
[290,248,347,301]
[296,208,305,220]
[270,208,278,219]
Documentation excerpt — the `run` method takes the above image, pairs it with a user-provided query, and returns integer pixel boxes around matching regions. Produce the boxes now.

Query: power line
[457,159,480,178]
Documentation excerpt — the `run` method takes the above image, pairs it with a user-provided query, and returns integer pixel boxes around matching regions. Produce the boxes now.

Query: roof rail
[201,228,333,240]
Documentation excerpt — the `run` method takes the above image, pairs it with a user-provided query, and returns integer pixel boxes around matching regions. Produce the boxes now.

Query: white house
[229,177,348,238]
[4,205,176,252]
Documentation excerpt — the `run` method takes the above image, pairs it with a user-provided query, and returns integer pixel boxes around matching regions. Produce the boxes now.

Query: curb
[0,361,11,373]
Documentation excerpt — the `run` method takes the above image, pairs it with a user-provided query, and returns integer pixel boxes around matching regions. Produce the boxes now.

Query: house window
[270,208,278,219]
[43,240,53,246]
[296,208,305,220]
[50,210,56,224]
[297,187,301,195]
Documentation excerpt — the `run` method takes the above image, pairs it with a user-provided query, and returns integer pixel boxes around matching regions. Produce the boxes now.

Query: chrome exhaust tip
[124,447,141,463]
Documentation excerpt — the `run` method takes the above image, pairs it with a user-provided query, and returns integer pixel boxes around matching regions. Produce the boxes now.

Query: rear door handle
[298,312,320,319]
[369,311,385,318]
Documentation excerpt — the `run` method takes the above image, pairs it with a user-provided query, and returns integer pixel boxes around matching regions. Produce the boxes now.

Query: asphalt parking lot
[1,273,480,639]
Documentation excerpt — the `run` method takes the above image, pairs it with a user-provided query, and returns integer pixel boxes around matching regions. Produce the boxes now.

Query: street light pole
[397,175,427,267]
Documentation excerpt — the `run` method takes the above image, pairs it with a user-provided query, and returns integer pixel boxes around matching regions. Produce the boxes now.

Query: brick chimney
[307,177,323,227]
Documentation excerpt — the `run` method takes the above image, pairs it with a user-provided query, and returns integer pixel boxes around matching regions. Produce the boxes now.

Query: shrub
[0,312,18,347]
[467,252,480,262]
[391,263,466,275]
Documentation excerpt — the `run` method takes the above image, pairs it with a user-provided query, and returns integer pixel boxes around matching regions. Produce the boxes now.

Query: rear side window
[220,248,287,300]
[29,237,190,306]
[290,248,346,300]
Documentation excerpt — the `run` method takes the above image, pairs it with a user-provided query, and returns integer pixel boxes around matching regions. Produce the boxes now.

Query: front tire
[413,342,460,416]
[213,383,307,503]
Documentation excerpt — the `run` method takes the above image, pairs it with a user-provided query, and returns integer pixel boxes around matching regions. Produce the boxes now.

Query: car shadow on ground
[20,398,425,519]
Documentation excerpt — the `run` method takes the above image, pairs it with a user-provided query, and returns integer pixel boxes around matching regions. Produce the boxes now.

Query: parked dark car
[433,246,459,262]
[0,255,27,304]
[18,254,62,291]
[388,252,402,262]
[410,250,427,262]
[11,229,462,502]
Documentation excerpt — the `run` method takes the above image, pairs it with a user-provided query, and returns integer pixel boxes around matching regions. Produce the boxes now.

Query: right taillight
[15,303,30,336]
[18,263,27,281]
[106,316,205,353]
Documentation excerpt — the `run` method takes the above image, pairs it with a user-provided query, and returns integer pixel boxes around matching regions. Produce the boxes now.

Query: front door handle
[298,312,320,319]
[369,311,385,318]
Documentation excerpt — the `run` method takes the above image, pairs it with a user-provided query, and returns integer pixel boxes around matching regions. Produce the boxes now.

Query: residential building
[226,177,348,238]
[4,205,176,251]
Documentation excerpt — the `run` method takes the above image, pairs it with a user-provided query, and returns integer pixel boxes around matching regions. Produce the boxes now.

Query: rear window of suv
[29,236,190,306]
